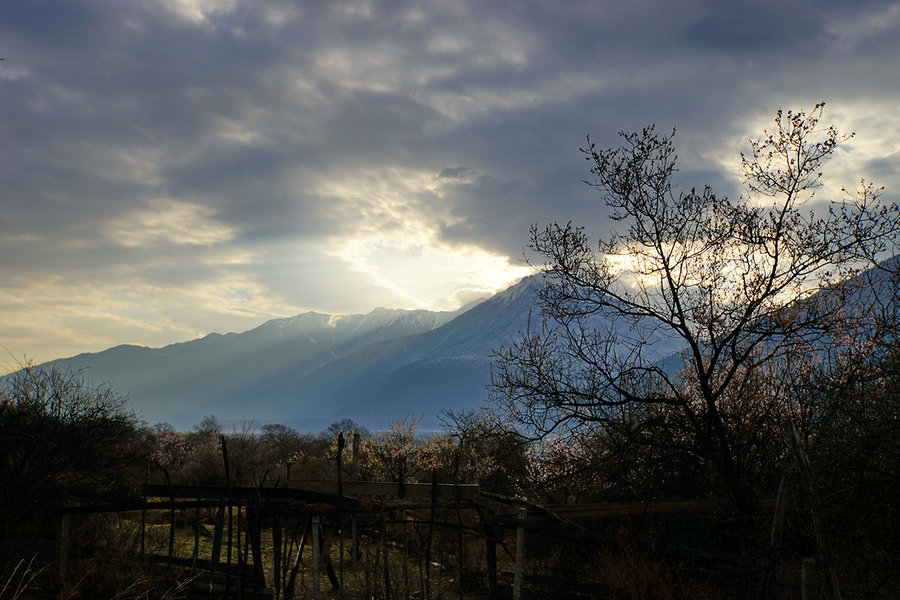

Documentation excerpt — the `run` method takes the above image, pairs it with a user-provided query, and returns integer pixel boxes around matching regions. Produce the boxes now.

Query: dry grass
[1,556,46,600]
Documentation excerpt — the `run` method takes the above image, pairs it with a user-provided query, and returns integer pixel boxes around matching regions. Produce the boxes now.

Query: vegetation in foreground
[2,338,897,599]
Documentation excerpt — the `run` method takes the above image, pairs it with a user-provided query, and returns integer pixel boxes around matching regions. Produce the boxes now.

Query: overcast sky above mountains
[2,0,899,369]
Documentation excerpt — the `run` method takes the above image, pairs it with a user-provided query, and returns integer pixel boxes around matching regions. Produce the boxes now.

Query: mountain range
[40,276,554,432]
[28,256,897,433]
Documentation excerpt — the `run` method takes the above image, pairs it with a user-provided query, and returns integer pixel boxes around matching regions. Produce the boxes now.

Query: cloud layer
[2,0,899,366]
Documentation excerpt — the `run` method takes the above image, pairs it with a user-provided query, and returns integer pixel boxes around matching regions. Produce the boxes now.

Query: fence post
[209,506,224,593]
[337,432,346,590]
[790,423,842,600]
[59,514,69,591]
[140,507,146,560]
[478,508,499,600]
[801,557,816,600]
[273,516,282,600]
[221,435,234,594]
[351,432,360,567]
[514,507,527,600]
[337,432,345,495]
[164,468,175,569]
[312,515,322,600]
[454,450,464,600]
[191,506,200,576]
[380,501,392,600]
[426,472,437,599]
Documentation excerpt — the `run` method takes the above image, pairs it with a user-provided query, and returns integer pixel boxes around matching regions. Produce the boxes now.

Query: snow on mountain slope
[39,303,469,429]
[23,271,700,431]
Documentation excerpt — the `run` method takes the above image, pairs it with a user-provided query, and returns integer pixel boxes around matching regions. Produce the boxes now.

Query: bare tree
[491,104,899,511]
[0,363,144,530]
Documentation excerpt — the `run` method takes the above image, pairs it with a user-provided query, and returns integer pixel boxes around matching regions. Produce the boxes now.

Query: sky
[2,0,899,369]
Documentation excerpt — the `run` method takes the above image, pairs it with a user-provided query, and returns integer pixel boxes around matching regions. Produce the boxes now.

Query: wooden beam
[141,480,479,501]
[541,498,775,519]
[141,484,370,511]
[280,480,480,500]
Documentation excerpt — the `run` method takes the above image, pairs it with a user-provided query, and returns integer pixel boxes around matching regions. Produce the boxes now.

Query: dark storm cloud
[683,2,829,53]
[1,0,898,362]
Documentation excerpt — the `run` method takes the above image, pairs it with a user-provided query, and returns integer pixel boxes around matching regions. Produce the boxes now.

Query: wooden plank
[52,481,479,516]
[56,495,473,517]
[59,499,232,514]
[281,480,481,500]
[59,494,770,520]
[141,484,370,511]
[142,481,479,501]
[541,498,775,519]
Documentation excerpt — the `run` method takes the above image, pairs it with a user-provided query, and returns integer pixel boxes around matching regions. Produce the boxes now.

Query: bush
[0,363,146,535]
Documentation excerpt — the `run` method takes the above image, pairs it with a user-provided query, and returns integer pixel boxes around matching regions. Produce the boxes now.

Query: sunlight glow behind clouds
[826,2,900,47]
[332,235,532,310]
[163,0,238,24]
[104,199,236,247]
[1,270,305,368]
[708,99,900,213]
[315,167,533,308]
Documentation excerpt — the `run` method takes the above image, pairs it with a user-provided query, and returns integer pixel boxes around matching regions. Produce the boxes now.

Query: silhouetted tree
[321,418,369,441]
[0,363,144,531]
[492,104,899,512]
[193,414,223,438]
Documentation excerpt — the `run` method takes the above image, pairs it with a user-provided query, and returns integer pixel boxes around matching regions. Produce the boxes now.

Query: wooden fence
[58,480,786,600]
[52,433,806,599]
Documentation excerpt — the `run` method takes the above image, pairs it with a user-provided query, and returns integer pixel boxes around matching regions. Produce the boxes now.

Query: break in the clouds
[1,0,899,367]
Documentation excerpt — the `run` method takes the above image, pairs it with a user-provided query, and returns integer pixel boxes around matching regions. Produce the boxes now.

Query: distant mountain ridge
[30,257,893,432]
[34,278,551,431]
